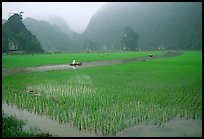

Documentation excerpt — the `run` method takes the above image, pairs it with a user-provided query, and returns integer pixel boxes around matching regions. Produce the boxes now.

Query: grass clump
[2,112,52,137]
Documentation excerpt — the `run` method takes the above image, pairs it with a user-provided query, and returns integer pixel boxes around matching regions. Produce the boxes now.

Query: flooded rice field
[4,50,199,137]
[3,103,201,137]
[116,117,202,137]
[2,103,98,137]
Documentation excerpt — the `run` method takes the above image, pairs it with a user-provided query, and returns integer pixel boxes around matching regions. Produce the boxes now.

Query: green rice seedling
[2,51,202,136]
[79,118,82,131]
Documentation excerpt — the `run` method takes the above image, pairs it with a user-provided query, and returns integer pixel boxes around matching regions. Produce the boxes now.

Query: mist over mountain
[23,17,73,52]
[79,2,202,51]
[46,15,74,39]
[3,2,201,52]
[2,19,7,24]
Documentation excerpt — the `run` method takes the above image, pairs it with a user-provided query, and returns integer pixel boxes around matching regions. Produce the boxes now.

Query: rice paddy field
[2,51,202,136]
[2,51,164,69]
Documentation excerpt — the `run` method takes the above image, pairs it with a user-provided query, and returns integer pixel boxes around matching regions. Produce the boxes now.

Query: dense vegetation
[121,26,139,51]
[2,112,51,137]
[2,51,202,136]
[2,13,44,53]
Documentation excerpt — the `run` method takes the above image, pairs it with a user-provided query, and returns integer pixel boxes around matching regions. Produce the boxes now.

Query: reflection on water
[2,103,98,137]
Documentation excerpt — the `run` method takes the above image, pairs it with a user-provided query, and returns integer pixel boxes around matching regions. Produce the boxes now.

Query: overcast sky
[2,2,107,33]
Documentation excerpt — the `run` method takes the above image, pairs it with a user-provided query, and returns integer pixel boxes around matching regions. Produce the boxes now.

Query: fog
[2,2,107,33]
[2,2,201,51]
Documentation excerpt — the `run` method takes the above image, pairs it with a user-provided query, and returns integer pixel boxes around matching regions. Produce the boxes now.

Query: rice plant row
[2,82,202,136]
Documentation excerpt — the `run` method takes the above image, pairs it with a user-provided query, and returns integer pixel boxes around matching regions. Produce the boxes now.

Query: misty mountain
[46,15,74,39]
[23,17,73,52]
[80,2,202,50]
[2,13,44,53]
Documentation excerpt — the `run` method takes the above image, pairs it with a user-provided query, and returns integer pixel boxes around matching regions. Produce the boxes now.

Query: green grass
[2,112,52,137]
[2,51,164,69]
[2,51,202,136]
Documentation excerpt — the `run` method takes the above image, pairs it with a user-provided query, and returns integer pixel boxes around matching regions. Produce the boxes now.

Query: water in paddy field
[3,103,202,137]
[2,103,98,137]
[116,117,202,137]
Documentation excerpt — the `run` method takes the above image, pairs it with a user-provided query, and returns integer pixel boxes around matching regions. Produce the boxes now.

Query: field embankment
[2,50,179,76]
[2,51,164,69]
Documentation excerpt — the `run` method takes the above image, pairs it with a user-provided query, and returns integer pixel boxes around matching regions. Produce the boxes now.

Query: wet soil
[2,103,98,137]
[2,103,201,137]
[2,50,183,76]
[116,118,202,137]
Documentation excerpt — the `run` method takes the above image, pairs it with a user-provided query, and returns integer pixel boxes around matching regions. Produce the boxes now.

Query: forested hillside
[2,13,44,53]
[80,2,202,51]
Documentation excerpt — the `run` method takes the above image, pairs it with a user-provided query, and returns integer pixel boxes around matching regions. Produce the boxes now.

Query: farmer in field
[70,59,82,67]
[71,60,76,69]
[72,60,76,65]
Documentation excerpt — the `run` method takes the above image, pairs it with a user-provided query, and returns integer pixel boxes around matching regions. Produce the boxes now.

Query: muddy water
[116,118,202,137]
[2,103,98,137]
[2,51,183,76]
[3,103,201,137]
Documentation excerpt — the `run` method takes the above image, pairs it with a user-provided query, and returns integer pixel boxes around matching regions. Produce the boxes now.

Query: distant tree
[121,26,139,51]
[2,25,9,53]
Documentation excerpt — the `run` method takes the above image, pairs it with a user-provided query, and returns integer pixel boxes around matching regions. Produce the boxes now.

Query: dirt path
[2,50,183,76]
